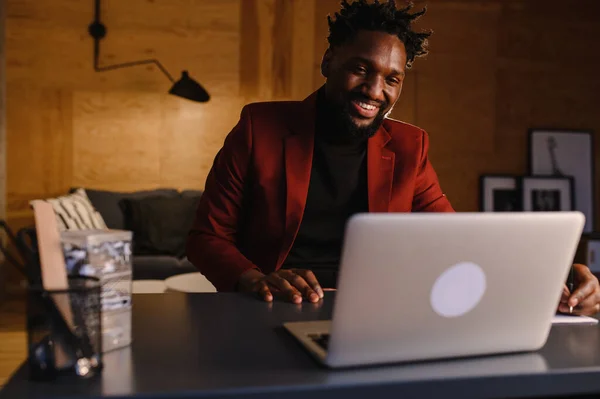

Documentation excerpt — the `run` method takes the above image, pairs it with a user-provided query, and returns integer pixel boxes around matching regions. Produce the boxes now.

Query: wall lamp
[87,0,210,103]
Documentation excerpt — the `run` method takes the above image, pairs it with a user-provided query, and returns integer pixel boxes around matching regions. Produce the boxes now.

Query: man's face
[322,30,407,139]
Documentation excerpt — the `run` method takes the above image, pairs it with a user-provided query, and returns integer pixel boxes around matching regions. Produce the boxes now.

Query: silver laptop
[284,212,585,368]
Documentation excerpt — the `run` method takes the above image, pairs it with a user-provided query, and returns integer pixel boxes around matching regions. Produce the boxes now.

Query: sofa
[75,187,201,280]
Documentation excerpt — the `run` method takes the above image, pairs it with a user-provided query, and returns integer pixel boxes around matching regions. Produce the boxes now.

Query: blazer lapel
[368,125,394,212]
[277,92,317,267]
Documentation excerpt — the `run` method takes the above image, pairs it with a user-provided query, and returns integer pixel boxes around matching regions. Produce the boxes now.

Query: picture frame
[479,175,520,212]
[528,129,595,232]
[520,175,575,212]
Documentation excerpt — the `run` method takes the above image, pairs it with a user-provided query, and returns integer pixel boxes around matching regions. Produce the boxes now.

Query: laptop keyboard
[309,333,330,351]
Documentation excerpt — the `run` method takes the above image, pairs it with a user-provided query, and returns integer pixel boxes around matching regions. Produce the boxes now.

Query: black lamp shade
[169,71,210,103]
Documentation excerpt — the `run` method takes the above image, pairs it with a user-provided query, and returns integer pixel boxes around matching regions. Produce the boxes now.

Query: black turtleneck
[281,90,369,288]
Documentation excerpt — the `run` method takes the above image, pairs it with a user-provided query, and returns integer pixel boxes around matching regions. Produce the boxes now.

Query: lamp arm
[90,0,175,82]
[94,58,176,83]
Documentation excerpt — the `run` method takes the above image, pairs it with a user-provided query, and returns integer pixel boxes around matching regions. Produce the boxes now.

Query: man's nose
[361,75,385,103]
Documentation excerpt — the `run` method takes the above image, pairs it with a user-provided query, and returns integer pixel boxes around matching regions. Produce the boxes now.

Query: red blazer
[186,89,454,292]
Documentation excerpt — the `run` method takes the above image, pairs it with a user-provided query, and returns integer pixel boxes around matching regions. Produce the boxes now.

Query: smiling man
[186,0,600,315]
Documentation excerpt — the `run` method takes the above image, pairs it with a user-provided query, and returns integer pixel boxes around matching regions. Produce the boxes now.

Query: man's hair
[327,0,431,68]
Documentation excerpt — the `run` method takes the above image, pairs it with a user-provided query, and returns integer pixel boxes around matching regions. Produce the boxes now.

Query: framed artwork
[520,176,574,212]
[480,175,520,212]
[528,129,594,232]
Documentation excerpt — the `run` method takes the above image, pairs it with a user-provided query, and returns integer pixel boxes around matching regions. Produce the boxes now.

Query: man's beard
[326,93,389,141]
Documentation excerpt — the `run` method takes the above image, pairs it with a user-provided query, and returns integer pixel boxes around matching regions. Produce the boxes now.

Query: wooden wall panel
[158,95,246,190]
[495,70,600,149]
[0,0,5,221]
[239,0,260,100]
[6,86,72,215]
[313,0,339,90]
[72,92,163,191]
[71,92,247,192]
[272,0,293,98]
[0,0,6,297]
[240,0,317,102]
[251,0,276,100]
[405,2,500,212]
[497,0,600,64]
[290,0,317,99]
[411,0,500,60]
[416,58,496,158]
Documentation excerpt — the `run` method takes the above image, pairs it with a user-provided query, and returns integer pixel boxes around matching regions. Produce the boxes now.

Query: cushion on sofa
[77,188,179,230]
[180,189,203,198]
[32,188,107,231]
[119,194,202,258]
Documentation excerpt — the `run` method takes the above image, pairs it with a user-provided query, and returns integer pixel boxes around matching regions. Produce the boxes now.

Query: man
[187,0,600,315]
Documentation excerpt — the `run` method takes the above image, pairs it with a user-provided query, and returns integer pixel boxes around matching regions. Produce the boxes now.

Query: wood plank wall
[0,0,7,298]
[4,0,600,233]
[0,0,5,222]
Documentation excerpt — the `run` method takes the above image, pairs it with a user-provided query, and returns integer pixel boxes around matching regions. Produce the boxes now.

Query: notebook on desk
[552,314,598,325]
[284,212,586,368]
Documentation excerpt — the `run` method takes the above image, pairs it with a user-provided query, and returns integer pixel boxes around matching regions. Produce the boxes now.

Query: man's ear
[321,48,333,78]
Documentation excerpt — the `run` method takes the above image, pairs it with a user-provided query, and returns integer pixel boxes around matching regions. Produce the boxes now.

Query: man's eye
[387,78,400,85]
[354,66,367,74]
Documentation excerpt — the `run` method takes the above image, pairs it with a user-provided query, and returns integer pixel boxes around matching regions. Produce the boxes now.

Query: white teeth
[357,101,376,111]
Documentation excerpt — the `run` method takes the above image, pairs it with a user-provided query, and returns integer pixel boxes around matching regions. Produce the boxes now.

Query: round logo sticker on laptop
[430,262,486,318]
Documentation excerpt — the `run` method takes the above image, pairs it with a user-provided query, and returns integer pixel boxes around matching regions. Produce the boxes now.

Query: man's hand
[237,268,324,304]
[558,263,600,316]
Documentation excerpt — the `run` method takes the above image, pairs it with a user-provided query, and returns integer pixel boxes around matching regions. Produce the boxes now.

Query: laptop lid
[325,212,584,367]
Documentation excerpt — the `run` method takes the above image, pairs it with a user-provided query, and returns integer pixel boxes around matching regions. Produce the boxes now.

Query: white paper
[552,314,599,325]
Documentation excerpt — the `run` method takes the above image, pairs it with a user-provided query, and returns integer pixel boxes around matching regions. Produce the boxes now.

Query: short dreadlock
[327,0,432,68]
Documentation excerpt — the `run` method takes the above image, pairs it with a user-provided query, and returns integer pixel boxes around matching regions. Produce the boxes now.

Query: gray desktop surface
[2,292,600,399]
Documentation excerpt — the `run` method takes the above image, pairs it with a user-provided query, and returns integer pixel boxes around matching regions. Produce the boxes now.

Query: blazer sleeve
[186,105,260,292]
[412,130,455,213]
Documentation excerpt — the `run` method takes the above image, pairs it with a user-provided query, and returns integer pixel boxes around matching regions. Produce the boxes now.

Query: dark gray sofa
[82,187,201,280]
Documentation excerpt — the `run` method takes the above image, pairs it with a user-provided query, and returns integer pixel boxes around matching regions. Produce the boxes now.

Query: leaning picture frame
[520,175,575,212]
[479,175,520,212]
[528,129,594,232]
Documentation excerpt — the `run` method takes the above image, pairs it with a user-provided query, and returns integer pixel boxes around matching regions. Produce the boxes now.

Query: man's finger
[560,285,570,304]
[280,271,319,303]
[266,274,302,303]
[569,277,597,308]
[295,269,324,298]
[558,303,573,314]
[559,302,599,316]
[573,290,600,316]
[253,281,273,302]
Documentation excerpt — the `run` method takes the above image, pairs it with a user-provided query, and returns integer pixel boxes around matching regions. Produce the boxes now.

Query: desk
[2,292,600,398]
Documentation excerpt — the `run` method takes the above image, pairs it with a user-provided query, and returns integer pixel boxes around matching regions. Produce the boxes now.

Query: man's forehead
[333,31,407,67]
